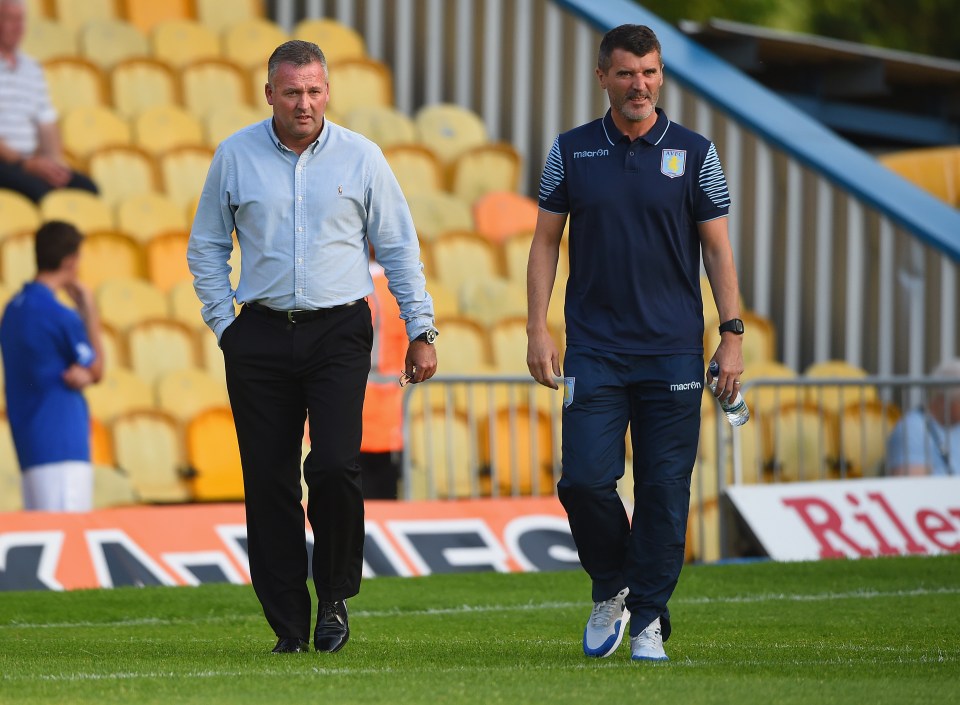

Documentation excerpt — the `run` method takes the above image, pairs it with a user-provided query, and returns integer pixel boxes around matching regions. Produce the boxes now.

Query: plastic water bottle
[708,360,750,427]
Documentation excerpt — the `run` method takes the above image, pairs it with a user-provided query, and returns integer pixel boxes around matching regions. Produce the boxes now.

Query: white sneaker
[630,617,669,661]
[582,587,630,657]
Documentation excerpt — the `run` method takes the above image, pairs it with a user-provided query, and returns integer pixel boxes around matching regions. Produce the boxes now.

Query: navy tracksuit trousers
[558,346,704,638]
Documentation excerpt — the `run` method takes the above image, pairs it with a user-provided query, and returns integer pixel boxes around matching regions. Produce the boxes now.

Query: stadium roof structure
[555,0,960,261]
[677,18,960,151]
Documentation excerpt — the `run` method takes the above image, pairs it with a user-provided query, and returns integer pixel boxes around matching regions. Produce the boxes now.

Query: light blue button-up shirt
[187,118,435,342]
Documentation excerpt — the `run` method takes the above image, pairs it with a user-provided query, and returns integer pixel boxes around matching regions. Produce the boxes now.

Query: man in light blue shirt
[188,40,439,656]
[886,358,960,476]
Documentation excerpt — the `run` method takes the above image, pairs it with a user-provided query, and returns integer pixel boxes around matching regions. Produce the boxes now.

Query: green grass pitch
[1,555,957,704]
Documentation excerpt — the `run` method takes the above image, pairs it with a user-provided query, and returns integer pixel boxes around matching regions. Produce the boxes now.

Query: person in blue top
[188,40,438,656]
[526,24,745,662]
[885,358,960,476]
[0,220,104,511]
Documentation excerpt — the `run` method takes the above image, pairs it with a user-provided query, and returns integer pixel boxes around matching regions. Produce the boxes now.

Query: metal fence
[401,374,958,562]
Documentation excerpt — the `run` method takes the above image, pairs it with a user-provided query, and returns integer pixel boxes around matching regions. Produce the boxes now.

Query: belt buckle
[287,310,297,324]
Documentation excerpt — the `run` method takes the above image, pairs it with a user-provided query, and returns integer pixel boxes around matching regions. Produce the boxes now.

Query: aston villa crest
[660,149,686,178]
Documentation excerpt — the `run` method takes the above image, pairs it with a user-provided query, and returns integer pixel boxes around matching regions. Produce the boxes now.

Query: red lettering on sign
[847,494,899,556]
[866,492,927,555]
[915,510,960,552]
[781,497,872,558]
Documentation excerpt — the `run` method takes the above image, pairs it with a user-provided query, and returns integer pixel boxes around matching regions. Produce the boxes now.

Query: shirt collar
[267,116,330,154]
[601,107,671,146]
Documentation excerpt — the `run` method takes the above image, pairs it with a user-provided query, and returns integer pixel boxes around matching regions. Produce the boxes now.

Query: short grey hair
[267,40,327,85]
[931,358,960,406]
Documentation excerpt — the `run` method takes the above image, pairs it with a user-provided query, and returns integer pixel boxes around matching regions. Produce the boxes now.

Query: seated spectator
[0,0,98,203]
[885,358,960,476]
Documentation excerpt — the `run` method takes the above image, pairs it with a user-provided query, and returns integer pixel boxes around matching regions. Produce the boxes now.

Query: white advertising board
[725,477,960,561]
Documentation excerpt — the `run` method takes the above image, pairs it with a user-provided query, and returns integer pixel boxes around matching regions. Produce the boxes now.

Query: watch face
[426,329,438,344]
[720,319,744,335]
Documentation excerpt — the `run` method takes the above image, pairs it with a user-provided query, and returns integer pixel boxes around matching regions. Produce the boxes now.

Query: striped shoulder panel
[538,136,565,202]
[699,143,730,209]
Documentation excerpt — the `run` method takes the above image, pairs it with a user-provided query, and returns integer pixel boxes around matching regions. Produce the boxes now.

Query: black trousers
[0,163,98,203]
[221,301,372,641]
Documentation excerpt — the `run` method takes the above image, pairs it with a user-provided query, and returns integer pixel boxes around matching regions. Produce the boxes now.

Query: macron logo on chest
[573,148,609,159]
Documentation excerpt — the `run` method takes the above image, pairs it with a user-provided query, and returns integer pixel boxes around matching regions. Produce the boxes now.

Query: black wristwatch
[413,328,439,344]
[718,318,744,335]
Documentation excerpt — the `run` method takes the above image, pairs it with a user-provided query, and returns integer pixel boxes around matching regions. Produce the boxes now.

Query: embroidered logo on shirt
[563,377,575,407]
[573,148,609,159]
[661,149,686,178]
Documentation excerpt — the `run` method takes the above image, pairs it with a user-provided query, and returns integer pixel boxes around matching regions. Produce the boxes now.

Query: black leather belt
[245,299,361,323]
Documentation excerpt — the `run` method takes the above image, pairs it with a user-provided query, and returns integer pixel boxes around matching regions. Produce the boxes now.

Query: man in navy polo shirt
[1,221,104,511]
[526,24,745,662]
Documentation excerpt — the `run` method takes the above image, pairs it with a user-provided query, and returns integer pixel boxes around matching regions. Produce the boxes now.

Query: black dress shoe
[314,600,349,653]
[272,636,310,653]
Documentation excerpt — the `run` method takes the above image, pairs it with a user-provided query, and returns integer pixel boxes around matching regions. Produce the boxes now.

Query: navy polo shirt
[539,108,730,355]
[0,282,94,469]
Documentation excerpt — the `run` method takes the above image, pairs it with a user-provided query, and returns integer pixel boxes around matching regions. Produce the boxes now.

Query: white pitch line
[2,585,958,631]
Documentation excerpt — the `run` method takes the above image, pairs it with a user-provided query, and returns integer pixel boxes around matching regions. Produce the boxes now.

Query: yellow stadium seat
[406,408,477,499]
[123,0,192,34]
[51,0,117,30]
[77,230,145,290]
[22,18,77,62]
[292,18,365,64]
[415,103,488,165]
[741,360,801,417]
[185,406,245,501]
[488,316,541,374]
[98,321,125,370]
[430,230,503,291]
[127,318,198,386]
[203,104,265,147]
[112,409,191,502]
[150,19,220,70]
[451,144,521,205]
[156,368,229,422]
[0,415,24,511]
[86,144,158,207]
[327,57,392,116]
[79,18,150,70]
[879,147,959,207]
[478,405,556,497]
[434,316,493,372]
[342,106,415,149]
[427,280,459,319]
[472,190,538,244]
[502,230,569,288]
[60,105,132,159]
[0,230,37,288]
[180,58,250,120]
[383,144,444,196]
[133,105,204,156]
[0,189,41,240]
[157,145,214,209]
[802,359,878,416]
[84,367,154,422]
[765,401,838,482]
[117,192,188,241]
[42,57,107,113]
[144,229,191,293]
[93,464,138,508]
[836,399,901,478]
[195,0,263,34]
[406,191,473,242]
[40,189,115,233]
[110,57,179,119]
[168,279,205,330]
[96,277,168,330]
[198,326,225,380]
[222,18,288,71]
[459,279,526,329]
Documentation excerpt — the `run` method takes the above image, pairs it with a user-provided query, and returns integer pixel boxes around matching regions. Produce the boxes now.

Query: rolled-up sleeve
[187,146,238,342]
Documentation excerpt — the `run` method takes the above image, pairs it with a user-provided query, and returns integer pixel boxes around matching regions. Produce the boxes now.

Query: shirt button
[629,151,634,156]
[297,258,303,264]
[297,227,304,232]
[297,195,303,201]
